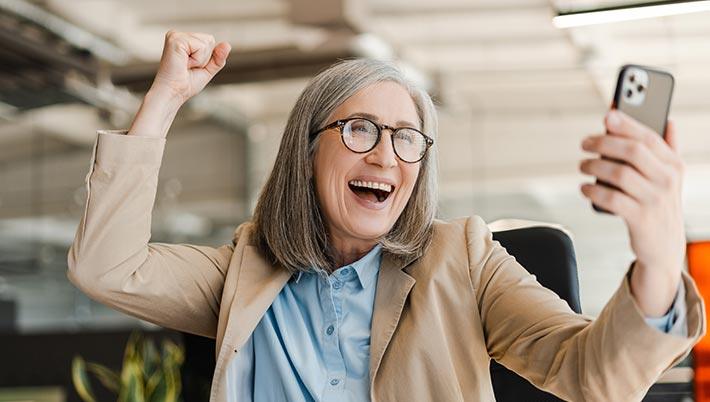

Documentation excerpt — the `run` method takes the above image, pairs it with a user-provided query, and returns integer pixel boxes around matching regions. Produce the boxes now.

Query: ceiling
[1,0,709,329]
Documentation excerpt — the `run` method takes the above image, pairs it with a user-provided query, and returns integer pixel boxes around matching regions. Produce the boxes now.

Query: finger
[581,182,638,218]
[188,41,231,92]
[662,119,687,183]
[185,35,214,69]
[605,110,676,163]
[203,41,231,77]
[191,32,216,46]
[579,158,654,202]
[665,119,680,152]
[582,134,665,183]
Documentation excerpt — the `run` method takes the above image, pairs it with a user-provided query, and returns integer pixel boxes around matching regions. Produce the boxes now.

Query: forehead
[330,81,420,128]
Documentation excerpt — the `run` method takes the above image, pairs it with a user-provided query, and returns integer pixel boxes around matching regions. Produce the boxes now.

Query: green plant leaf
[107,331,186,402]
[162,340,184,367]
[148,375,167,402]
[125,331,142,362]
[119,352,146,402]
[86,362,120,393]
[71,356,97,402]
[164,366,179,402]
[150,340,184,402]
[142,337,160,378]
[144,368,164,401]
[151,365,179,402]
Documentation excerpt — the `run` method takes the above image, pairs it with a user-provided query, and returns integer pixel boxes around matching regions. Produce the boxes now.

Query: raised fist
[150,30,231,105]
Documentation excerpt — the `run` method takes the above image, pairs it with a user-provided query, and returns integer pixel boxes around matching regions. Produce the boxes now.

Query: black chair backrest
[0,299,16,332]
[490,226,582,402]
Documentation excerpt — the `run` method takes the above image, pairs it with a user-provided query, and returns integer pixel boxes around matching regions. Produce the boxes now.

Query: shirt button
[330,379,340,386]
[333,280,343,289]
[326,325,334,335]
[341,268,351,276]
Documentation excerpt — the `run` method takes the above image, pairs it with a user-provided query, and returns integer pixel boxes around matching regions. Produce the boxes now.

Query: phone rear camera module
[621,67,648,107]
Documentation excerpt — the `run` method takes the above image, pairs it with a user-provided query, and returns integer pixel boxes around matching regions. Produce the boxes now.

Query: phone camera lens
[629,74,636,83]
[637,85,644,93]
[626,89,633,98]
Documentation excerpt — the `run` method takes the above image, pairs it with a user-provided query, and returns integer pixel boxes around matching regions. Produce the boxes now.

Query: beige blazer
[68,131,706,402]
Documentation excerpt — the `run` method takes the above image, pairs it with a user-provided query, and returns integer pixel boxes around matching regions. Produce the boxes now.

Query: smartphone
[592,64,674,213]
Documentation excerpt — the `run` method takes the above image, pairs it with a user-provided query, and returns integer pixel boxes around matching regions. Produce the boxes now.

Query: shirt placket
[319,270,350,400]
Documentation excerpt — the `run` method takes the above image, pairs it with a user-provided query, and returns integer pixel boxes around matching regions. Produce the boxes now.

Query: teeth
[348,180,393,193]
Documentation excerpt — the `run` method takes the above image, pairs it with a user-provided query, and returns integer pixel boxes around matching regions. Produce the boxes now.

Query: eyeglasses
[311,117,434,163]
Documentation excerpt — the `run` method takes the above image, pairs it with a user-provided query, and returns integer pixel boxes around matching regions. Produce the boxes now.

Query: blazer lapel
[211,245,292,402]
[224,245,292,351]
[369,252,417,391]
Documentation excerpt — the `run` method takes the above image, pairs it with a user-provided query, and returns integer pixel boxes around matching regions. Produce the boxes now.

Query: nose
[365,129,398,169]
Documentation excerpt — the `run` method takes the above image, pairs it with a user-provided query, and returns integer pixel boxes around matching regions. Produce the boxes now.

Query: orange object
[689,241,710,401]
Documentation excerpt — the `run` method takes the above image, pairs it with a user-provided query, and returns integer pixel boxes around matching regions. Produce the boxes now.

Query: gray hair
[252,58,439,277]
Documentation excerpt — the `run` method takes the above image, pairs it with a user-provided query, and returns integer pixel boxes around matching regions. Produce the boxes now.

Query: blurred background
[0,0,709,400]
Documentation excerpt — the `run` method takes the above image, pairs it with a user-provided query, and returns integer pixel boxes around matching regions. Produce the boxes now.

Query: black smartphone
[592,64,675,213]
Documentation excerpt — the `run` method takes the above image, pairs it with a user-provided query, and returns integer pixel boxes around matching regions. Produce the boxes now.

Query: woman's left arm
[580,110,686,317]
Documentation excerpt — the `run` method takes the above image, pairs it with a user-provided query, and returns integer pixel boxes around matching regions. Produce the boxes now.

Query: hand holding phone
[592,64,674,213]
[578,64,687,316]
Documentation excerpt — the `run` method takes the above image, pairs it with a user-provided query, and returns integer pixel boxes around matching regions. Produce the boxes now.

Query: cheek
[314,164,338,213]
[314,141,356,209]
[392,165,421,213]
[401,165,421,196]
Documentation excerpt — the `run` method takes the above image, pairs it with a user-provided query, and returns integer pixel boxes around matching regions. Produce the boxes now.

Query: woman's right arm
[67,31,234,339]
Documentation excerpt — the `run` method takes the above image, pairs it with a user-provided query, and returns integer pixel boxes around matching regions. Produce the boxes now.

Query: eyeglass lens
[341,119,428,162]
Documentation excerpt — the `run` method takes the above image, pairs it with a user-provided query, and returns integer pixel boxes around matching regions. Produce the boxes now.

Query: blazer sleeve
[466,215,706,402]
[67,130,237,339]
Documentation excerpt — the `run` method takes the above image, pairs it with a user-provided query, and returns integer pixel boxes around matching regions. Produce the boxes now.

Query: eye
[394,129,416,144]
[350,119,375,134]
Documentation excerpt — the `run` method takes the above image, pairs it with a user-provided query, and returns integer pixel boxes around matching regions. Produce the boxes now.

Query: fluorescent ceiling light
[553,0,710,28]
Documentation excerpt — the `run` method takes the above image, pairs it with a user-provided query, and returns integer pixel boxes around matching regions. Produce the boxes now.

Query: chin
[348,217,395,240]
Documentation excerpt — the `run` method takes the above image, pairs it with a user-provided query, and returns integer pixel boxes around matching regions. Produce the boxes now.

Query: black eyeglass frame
[311,117,435,163]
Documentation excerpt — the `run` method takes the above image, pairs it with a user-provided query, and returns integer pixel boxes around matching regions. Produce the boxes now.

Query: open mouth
[348,180,394,203]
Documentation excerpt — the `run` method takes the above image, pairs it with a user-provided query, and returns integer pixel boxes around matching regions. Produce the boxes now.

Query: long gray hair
[252,58,438,276]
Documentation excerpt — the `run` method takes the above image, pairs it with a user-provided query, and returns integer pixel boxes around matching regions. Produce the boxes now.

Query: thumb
[203,41,231,77]
[665,119,680,152]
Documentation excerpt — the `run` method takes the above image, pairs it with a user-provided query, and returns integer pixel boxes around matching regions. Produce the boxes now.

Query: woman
[67,31,705,402]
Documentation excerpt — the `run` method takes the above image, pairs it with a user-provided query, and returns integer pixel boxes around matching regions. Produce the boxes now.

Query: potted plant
[71,331,184,402]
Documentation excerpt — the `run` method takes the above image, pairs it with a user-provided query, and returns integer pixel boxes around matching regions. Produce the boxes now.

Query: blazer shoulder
[431,216,497,267]
[431,216,492,254]
[432,216,491,241]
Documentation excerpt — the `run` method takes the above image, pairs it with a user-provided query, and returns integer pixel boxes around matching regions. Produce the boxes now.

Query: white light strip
[553,0,710,28]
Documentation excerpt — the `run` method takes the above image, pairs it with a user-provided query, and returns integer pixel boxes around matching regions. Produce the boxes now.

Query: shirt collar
[289,244,383,289]
[292,271,303,284]
[349,244,382,290]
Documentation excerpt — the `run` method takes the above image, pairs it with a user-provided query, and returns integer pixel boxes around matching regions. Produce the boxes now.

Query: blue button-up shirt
[228,244,383,402]
[227,243,685,402]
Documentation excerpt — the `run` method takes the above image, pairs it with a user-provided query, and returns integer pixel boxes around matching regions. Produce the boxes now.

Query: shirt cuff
[644,279,688,337]
[93,129,166,167]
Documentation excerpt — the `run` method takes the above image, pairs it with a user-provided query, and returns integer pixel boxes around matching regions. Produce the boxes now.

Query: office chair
[490,225,582,402]
[0,299,16,333]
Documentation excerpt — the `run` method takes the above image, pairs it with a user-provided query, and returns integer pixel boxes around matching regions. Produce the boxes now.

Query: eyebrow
[345,112,418,129]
